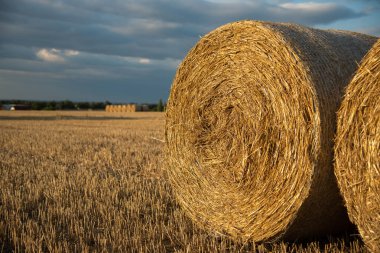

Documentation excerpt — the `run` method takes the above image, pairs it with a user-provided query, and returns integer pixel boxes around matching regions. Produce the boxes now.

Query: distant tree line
[0,100,111,110]
[0,99,166,111]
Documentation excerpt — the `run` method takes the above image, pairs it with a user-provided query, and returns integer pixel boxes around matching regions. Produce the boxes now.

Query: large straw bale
[335,39,380,252]
[165,20,377,242]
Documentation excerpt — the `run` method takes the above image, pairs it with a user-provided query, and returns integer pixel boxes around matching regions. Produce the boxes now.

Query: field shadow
[0,116,143,121]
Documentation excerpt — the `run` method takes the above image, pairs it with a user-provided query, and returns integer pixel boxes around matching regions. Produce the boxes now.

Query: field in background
[0,111,365,252]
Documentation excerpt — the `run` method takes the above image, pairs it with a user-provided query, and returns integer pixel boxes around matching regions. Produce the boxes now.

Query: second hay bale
[335,39,380,252]
[165,20,377,241]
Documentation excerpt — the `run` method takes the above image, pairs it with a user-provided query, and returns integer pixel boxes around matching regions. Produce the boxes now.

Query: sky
[0,0,379,103]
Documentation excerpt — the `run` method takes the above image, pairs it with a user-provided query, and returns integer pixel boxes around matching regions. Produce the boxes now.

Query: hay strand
[335,39,380,252]
[165,20,377,242]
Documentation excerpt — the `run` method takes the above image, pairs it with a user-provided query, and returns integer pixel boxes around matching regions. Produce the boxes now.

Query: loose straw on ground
[165,20,377,242]
[335,39,380,252]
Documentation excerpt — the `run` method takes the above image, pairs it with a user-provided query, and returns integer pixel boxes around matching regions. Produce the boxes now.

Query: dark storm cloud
[0,0,377,102]
[0,0,366,60]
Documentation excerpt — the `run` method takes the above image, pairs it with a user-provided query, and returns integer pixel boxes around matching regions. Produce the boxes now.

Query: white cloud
[36,48,65,63]
[117,54,180,69]
[36,48,79,62]
[64,50,80,56]
[280,2,337,12]
[138,58,151,64]
[119,56,152,65]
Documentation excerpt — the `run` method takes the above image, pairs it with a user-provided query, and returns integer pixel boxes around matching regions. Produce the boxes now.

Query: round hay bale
[335,39,380,252]
[165,20,377,241]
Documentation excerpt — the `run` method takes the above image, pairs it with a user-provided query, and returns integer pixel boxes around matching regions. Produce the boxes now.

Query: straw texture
[165,20,377,242]
[335,39,380,252]
[105,104,139,112]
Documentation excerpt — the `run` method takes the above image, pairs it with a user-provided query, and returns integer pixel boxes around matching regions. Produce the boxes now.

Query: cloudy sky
[0,0,379,103]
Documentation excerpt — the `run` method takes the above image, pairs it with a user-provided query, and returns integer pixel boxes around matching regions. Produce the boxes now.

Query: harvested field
[0,111,366,252]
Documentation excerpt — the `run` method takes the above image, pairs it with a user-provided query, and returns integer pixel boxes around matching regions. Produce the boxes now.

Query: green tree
[156,99,164,112]
[62,100,75,110]
[31,101,45,110]
[44,101,57,110]
[77,102,90,110]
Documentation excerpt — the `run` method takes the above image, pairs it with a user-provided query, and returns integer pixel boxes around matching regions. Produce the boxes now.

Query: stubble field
[0,111,365,252]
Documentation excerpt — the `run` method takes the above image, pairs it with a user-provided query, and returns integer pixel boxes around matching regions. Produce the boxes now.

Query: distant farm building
[105,104,149,112]
[2,104,31,111]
